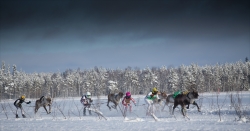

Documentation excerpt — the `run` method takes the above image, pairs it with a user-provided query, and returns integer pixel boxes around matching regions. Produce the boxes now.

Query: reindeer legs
[192,101,201,112]
[172,103,177,115]
[35,107,38,114]
[181,105,187,116]
[48,105,51,114]
[107,101,111,110]
[43,105,49,114]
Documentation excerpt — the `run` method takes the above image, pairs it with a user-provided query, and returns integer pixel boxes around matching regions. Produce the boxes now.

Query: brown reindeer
[107,92,124,110]
[159,91,168,99]
[153,91,168,104]
[35,96,52,114]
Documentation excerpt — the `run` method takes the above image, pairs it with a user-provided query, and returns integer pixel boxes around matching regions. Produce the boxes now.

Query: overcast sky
[0,0,249,73]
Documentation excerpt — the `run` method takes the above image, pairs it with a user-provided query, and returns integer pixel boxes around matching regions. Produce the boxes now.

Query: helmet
[86,92,91,98]
[152,87,158,94]
[126,92,131,96]
[21,95,25,100]
[86,92,91,96]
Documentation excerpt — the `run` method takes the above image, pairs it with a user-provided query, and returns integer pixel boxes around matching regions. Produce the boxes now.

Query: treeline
[0,61,249,100]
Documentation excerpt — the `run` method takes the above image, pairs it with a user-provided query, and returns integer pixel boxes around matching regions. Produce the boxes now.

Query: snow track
[1,93,250,131]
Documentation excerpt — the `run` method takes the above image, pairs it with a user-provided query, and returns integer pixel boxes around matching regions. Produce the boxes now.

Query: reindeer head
[192,90,199,99]
[160,91,167,99]
[118,92,124,97]
[46,97,52,106]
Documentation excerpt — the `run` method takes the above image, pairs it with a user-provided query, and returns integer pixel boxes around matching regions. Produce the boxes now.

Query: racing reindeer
[35,96,52,114]
[172,90,200,119]
[107,92,124,110]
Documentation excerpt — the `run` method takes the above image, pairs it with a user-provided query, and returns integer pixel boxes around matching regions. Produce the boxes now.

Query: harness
[41,97,51,105]
[186,92,191,100]
[40,96,45,101]
[114,93,120,102]
[115,94,118,101]
[186,92,196,104]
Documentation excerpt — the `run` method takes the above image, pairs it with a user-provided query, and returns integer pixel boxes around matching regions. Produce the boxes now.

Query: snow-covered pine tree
[167,68,179,93]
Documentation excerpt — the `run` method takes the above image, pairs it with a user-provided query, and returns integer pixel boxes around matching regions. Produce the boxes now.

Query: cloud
[0,0,249,73]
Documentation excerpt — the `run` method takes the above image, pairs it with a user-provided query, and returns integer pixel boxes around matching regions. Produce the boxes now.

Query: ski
[173,114,177,120]
[87,108,107,120]
[185,115,190,120]
[124,116,143,122]
[150,113,160,121]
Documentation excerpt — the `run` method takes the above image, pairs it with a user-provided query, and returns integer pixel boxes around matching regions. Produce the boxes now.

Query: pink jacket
[122,96,136,105]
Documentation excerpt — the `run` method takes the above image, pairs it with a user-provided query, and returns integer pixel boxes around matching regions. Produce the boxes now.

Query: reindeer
[153,91,168,104]
[163,90,201,114]
[150,91,168,114]
[35,96,52,114]
[172,90,200,117]
[107,92,124,110]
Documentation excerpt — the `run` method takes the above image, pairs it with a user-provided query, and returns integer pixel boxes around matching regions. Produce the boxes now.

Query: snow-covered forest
[1,61,250,131]
[0,60,249,100]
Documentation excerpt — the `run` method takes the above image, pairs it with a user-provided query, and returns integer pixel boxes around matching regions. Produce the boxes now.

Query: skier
[14,95,31,118]
[122,92,136,113]
[80,92,93,116]
[144,87,161,115]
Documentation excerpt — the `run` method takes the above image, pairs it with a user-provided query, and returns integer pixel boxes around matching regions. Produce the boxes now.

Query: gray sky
[0,0,249,73]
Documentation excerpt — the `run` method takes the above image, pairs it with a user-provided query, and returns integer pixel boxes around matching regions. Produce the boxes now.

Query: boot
[83,108,86,116]
[16,114,19,118]
[89,110,92,115]
[22,114,26,118]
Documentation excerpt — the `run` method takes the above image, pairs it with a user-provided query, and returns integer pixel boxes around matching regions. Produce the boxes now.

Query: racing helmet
[126,92,131,97]
[152,87,158,94]
[86,92,91,98]
[21,95,25,100]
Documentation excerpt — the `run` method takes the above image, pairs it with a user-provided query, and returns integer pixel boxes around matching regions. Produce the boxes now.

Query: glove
[27,101,31,104]
[134,103,137,106]
[90,99,93,103]
[158,99,161,102]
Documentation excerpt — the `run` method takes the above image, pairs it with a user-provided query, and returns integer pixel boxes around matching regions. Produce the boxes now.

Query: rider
[122,92,136,113]
[13,95,31,118]
[80,92,93,116]
[144,87,161,115]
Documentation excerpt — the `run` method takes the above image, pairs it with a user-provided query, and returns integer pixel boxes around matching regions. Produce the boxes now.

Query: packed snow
[1,92,249,131]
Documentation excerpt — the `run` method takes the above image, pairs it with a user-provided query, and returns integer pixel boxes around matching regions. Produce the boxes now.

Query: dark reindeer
[107,92,124,110]
[172,90,200,117]
[163,91,201,114]
[35,96,52,114]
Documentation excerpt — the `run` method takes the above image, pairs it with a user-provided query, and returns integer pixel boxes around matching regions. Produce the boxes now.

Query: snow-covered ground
[1,92,249,131]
